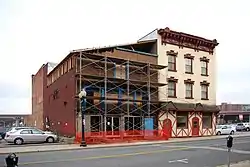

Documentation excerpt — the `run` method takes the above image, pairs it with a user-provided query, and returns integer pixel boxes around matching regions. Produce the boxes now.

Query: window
[202,113,212,128]
[60,66,64,75]
[201,61,208,76]
[32,129,44,134]
[20,130,32,134]
[185,83,193,99]
[90,116,101,132]
[185,58,193,73]
[201,85,208,100]
[63,63,68,73]
[124,116,142,131]
[177,112,188,128]
[168,55,176,71]
[168,81,176,97]
[68,59,71,71]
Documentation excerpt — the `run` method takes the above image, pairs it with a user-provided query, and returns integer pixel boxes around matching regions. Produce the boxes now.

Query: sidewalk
[0,133,249,154]
[217,160,250,167]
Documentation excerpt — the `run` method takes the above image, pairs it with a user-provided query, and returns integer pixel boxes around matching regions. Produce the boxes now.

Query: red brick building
[26,43,165,137]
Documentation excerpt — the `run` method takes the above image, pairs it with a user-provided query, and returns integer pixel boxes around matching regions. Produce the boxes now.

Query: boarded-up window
[64,63,68,73]
[68,59,71,71]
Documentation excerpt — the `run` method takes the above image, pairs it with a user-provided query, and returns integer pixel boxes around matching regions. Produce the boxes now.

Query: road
[0,136,250,167]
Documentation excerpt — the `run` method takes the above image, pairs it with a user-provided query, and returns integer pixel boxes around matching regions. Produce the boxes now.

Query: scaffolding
[74,51,169,143]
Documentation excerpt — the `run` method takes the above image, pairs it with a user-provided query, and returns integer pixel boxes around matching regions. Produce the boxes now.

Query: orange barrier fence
[74,130,169,144]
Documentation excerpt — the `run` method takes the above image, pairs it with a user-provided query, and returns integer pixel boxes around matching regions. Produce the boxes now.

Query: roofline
[71,40,157,53]
[48,40,158,76]
[137,28,158,41]
[47,52,73,76]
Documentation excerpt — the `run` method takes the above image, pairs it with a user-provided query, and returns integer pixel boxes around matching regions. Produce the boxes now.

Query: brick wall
[25,64,47,129]
[44,69,76,136]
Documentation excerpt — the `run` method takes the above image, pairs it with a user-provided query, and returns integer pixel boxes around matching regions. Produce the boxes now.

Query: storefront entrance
[106,116,120,136]
[163,119,172,138]
[192,117,199,136]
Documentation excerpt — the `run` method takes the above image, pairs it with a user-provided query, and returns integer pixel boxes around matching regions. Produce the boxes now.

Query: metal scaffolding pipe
[126,60,130,116]
[104,55,107,134]
[147,63,151,117]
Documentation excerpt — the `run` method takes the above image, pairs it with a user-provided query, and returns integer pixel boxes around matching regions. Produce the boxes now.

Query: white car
[243,123,250,131]
[216,125,235,135]
[5,128,58,145]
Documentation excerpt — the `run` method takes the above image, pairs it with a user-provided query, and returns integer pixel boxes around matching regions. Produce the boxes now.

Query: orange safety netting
[74,130,169,144]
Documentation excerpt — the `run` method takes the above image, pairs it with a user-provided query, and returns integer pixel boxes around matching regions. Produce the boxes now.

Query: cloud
[0,82,30,99]
[0,97,31,115]
[0,82,31,115]
[1,0,250,114]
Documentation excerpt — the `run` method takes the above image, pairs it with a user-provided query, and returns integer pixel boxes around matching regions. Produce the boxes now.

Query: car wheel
[217,131,221,135]
[246,128,250,131]
[230,131,234,135]
[46,137,55,143]
[14,138,23,145]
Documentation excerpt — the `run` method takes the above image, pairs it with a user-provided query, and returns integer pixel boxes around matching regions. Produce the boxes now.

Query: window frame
[31,129,44,134]
[202,113,212,129]
[167,77,178,98]
[200,81,210,100]
[200,57,209,76]
[20,130,32,134]
[184,79,194,99]
[184,54,194,74]
[167,50,178,72]
[176,112,188,129]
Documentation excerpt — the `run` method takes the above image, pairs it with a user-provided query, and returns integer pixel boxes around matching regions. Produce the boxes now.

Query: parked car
[243,123,250,131]
[236,123,245,131]
[0,127,9,139]
[230,124,237,132]
[216,125,235,135]
[5,128,58,145]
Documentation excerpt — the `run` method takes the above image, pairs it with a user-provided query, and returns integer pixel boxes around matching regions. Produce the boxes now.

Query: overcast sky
[0,0,249,115]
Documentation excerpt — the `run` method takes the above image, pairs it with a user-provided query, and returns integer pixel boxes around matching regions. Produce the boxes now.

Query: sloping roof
[138,29,158,42]
[47,62,58,74]
[159,102,220,112]
[71,40,157,53]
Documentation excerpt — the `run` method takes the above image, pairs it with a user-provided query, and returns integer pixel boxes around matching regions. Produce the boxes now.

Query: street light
[78,88,87,147]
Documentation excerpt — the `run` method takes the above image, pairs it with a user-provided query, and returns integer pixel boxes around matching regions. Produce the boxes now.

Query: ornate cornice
[184,79,195,84]
[158,27,219,54]
[200,56,210,62]
[184,53,194,59]
[166,50,178,56]
[168,76,178,82]
[200,80,210,86]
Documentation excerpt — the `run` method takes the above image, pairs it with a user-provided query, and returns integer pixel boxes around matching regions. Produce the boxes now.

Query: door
[221,125,230,134]
[192,117,199,136]
[163,119,172,138]
[106,116,120,136]
[31,129,47,142]
[19,129,33,143]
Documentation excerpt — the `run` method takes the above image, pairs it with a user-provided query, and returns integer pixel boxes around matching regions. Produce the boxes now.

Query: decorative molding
[166,50,178,56]
[200,56,210,62]
[184,53,194,59]
[158,27,219,54]
[168,76,178,82]
[184,79,195,84]
[200,80,210,86]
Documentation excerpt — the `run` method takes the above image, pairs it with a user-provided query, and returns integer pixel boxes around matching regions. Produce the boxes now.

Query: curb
[1,134,250,155]
[216,160,250,167]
